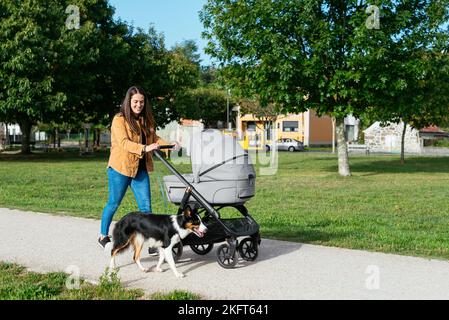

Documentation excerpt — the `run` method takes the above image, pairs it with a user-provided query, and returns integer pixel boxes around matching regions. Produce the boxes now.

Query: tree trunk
[84,128,89,152]
[400,121,407,165]
[18,120,32,154]
[335,117,351,177]
[96,129,100,147]
[56,128,61,148]
[93,128,100,148]
[53,129,57,149]
[5,123,10,146]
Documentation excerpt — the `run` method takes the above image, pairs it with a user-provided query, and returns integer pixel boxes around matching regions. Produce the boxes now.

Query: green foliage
[172,39,202,67]
[0,262,144,300]
[201,0,449,118]
[0,0,121,152]
[238,97,279,121]
[430,138,449,148]
[0,1,202,152]
[0,263,66,300]
[98,268,123,293]
[362,19,449,131]
[0,262,203,300]
[0,0,68,124]
[151,290,201,300]
[200,66,219,87]
[174,87,232,126]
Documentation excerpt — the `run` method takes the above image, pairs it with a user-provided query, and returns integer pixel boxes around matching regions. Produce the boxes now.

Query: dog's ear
[183,207,191,217]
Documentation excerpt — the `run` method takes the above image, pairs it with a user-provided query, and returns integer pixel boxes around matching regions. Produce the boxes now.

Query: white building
[344,115,360,142]
[0,123,48,146]
[364,121,422,153]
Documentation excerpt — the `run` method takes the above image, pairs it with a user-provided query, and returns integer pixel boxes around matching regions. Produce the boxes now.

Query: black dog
[109,208,207,278]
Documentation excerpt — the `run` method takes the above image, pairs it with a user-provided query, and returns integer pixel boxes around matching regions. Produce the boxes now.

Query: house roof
[180,119,202,126]
[419,126,449,138]
[419,125,446,133]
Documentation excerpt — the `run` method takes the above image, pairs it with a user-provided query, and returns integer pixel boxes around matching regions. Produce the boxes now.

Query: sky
[108,0,214,66]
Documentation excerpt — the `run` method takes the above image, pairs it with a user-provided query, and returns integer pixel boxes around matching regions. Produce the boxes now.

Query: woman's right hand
[144,143,160,152]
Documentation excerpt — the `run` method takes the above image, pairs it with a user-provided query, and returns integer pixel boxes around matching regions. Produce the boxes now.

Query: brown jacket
[107,114,169,177]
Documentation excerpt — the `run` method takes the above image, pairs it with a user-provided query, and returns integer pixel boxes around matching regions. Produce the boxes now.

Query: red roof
[420,126,446,133]
[180,119,202,126]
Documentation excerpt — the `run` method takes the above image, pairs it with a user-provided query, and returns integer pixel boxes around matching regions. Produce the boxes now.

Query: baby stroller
[156,129,260,268]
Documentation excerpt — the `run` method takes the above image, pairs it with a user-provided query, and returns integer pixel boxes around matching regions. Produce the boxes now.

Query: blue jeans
[100,167,152,236]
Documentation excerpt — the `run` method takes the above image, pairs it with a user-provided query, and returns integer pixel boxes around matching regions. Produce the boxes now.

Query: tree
[172,39,202,67]
[367,50,449,164]
[60,7,133,129]
[174,87,231,127]
[0,0,122,153]
[0,0,201,153]
[359,0,449,164]
[0,0,67,153]
[200,0,449,176]
[200,65,219,87]
[153,40,231,127]
[238,97,279,134]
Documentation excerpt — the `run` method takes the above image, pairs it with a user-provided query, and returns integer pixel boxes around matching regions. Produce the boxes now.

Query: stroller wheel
[216,244,238,269]
[172,242,183,262]
[190,243,214,255]
[238,237,258,261]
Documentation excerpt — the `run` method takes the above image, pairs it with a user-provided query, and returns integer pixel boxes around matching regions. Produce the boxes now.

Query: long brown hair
[119,86,155,135]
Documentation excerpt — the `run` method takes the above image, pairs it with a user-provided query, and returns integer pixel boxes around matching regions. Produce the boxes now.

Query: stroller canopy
[190,129,255,183]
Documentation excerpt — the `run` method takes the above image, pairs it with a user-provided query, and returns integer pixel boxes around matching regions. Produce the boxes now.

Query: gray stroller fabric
[163,129,256,205]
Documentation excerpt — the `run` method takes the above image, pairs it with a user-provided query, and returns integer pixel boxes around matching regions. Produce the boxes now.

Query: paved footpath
[1,207,449,300]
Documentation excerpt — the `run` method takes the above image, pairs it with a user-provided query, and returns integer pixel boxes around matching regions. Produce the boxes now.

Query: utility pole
[332,117,336,154]
[226,88,231,130]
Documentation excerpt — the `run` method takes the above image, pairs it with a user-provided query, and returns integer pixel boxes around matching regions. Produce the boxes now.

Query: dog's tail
[111,213,137,257]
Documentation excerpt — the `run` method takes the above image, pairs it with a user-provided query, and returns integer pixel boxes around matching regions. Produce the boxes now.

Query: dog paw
[156,267,163,273]
[175,272,185,279]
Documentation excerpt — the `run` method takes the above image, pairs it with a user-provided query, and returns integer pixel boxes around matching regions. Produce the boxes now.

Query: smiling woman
[131,94,145,115]
[98,86,179,249]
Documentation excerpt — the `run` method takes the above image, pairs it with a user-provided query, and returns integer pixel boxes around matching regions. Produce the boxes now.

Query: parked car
[266,138,304,152]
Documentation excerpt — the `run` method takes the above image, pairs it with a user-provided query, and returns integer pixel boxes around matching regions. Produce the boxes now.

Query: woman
[98,86,177,249]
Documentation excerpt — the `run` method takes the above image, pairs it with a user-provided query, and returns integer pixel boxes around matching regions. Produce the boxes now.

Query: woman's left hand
[171,141,181,151]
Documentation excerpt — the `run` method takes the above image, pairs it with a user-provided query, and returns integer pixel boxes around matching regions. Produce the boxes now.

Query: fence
[1,131,111,151]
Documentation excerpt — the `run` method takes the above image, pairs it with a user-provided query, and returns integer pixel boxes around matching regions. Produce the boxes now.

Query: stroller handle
[158,145,175,150]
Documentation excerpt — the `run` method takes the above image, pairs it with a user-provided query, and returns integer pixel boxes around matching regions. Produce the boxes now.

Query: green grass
[0,262,144,300]
[1,150,449,260]
[150,290,202,300]
[0,262,202,300]
[250,152,449,259]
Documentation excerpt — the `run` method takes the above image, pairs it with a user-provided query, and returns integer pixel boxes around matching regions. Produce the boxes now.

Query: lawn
[0,262,143,300]
[1,149,449,260]
[0,262,200,300]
